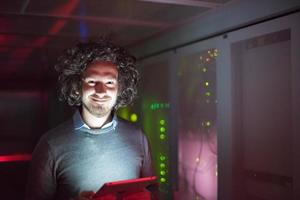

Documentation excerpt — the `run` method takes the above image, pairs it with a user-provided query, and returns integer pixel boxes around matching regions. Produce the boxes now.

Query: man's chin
[83,103,112,118]
[90,108,111,117]
[93,112,110,118]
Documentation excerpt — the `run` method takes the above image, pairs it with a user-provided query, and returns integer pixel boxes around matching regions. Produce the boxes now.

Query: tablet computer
[93,176,157,198]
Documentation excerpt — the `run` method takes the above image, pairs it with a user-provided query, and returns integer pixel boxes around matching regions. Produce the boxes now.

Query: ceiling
[0,0,233,90]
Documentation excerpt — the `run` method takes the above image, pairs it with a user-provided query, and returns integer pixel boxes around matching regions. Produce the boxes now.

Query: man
[26,39,153,200]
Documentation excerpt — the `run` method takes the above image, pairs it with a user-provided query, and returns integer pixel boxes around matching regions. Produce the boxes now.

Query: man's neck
[81,109,113,129]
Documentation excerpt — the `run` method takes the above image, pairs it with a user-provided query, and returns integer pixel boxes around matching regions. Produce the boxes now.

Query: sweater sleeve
[26,138,57,200]
[140,131,154,177]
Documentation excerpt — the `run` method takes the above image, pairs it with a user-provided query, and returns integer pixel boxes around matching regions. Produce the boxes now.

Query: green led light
[205,81,209,87]
[160,155,166,161]
[150,104,154,110]
[202,67,207,72]
[160,177,166,183]
[150,102,170,110]
[160,163,166,168]
[160,127,166,132]
[159,119,165,125]
[160,134,166,140]
[205,92,211,96]
[130,113,138,122]
[160,170,166,175]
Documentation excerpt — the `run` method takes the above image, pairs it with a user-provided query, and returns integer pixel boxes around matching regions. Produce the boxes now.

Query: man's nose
[95,83,106,93]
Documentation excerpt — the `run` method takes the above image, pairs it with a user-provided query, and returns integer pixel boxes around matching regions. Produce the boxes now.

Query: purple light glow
[178,129,217,200]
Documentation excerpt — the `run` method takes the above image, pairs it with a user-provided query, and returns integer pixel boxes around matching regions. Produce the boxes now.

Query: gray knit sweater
[26,112,153,200]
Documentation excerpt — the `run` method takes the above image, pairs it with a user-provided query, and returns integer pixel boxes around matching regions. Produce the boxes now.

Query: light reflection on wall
[177,49,218,200]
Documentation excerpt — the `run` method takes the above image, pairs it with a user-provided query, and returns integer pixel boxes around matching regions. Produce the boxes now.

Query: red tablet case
[93,176,157,200]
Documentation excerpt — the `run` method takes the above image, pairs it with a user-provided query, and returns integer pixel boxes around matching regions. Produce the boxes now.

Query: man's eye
[87,80,96,85]
[106,81,115,85]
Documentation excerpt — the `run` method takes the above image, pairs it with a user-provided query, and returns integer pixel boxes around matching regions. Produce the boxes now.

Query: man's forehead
[84,61,118,76]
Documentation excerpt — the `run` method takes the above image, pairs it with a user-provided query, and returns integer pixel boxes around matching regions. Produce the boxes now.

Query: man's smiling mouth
[90,96,111,103]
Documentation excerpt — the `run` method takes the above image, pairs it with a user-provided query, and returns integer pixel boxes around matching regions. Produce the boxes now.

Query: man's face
[81,61,119,118]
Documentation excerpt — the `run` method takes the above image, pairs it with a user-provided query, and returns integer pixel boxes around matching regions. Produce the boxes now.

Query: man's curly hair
[54,39,139,109]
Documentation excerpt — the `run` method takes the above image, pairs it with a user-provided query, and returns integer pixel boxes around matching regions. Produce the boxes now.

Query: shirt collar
[73,110,117,133]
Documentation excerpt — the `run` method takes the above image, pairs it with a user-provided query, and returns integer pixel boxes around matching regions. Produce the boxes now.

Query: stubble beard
[82,101,115,118]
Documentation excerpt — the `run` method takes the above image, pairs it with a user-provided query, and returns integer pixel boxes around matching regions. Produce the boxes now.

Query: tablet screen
[93,176,157,198]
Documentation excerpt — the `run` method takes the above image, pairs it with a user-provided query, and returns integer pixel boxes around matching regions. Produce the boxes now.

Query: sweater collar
[73,110,117,134]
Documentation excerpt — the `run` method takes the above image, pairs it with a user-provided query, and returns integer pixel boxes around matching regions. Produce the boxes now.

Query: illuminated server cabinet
[138,58,176,200]
[136,44,219,199]
[227,13,300,200]
[133,10,300,200]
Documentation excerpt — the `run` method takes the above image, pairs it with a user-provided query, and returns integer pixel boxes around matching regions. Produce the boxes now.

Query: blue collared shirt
[73,110,117,134]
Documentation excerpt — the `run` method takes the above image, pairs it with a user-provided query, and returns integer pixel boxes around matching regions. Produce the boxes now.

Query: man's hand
[76,191,95,200]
